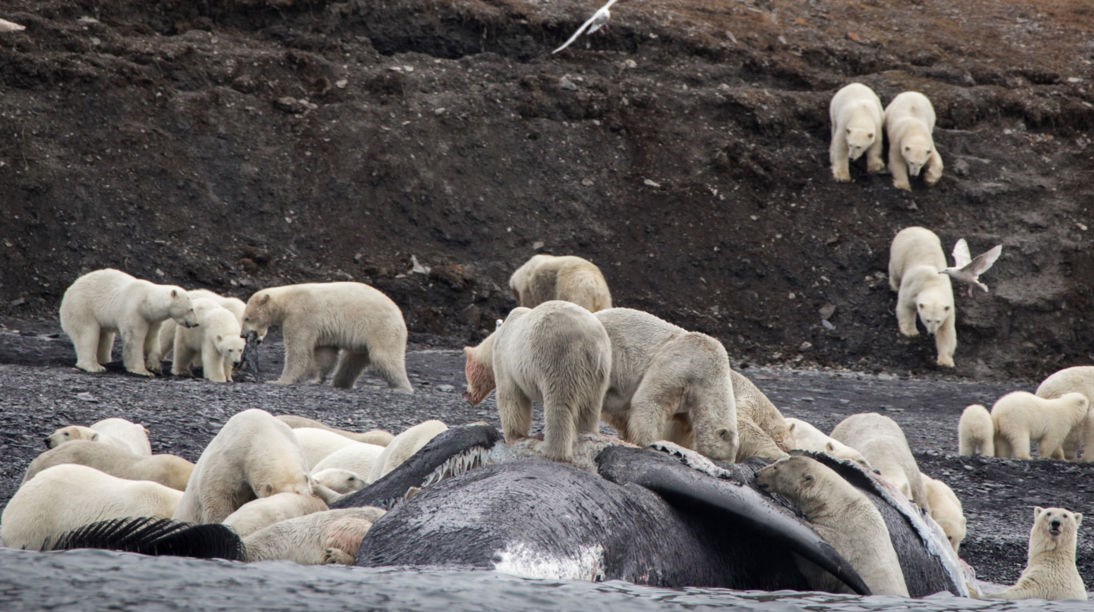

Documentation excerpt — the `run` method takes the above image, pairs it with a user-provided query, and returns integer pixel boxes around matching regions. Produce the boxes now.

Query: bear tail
[51,516,246,561]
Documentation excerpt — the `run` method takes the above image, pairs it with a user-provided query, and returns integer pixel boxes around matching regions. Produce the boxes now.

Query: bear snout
[43,437,51,449]
[1049,519,1063,535]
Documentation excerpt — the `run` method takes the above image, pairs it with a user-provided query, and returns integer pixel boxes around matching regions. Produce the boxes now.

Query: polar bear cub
[152,289,246,364]
[509,254,613,313]
[784,417,870,466]
[888,226,957,367]
[922,474,966,553]
[1036,366,1094,461]
[991,507,1087,601]
[958,404,994,456]
[174,408,313,524]
[830,412,930,511]
[464,301,612,462]
[170,298,245,382]
[991,391,1089,460]
[883,91,943,190]
[1,463,183,550]
[828,82,885,182]
[369,419,448,482]
[756,456,909,596]
[58,268,198,376]
[242,282,412,392]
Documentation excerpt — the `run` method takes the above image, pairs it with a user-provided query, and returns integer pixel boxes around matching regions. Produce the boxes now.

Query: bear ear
[495,318,504,330]
[787,422,797,433]
[171,289,178,297]
[1034,506,1045,520]
[825,441,835,452]
[800,472,815,488]
[216,334,223,342]
[90,432,100,441]
[1075,513,1083,526]
[717,428,733,441]
[257,294,270,306]
[463,346,472,356]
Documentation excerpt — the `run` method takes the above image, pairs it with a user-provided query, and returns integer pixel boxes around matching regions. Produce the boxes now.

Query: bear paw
[322,548,355,565]
[899,326,920,338]
[76,362,107,374]
[936,355,955,368]
[892,179,912,191]
[831,165,852,182]
[924,167,943,186]
[867,157,886,174]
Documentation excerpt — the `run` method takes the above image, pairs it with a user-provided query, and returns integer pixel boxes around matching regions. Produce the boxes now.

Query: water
[0,548,1086,611]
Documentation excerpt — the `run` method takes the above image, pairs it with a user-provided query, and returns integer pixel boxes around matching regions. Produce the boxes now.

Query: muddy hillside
[0,0,1091,378]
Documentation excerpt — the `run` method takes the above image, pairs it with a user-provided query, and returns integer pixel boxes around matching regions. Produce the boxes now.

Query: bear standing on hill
[888,227,957,368]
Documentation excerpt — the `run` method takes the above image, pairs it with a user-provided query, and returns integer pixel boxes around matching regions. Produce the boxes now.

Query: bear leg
[627,370,685,448]
[496,381,533,443]
[311,347,341,383]
[934,317,957,368]
[201,341,227,383]
[541,393,578,462]
[144,321,165,373]
[895,295,919,337]
[369,350,414,393]
[275,332,318,385]
[924,150,944,186]
[331,350,370,389]
[866,136,885,173]
[830,133,852,182]
[172,333,196,377]
[323,548,356,565]
[889,148,911,191]
[120,322,155,377]
[96,331,115,365]
[72,325,108,373]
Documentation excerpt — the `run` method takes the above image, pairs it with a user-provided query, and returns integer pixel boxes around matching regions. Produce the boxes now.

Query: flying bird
[552,0,620,55]
[940,238,1003,296]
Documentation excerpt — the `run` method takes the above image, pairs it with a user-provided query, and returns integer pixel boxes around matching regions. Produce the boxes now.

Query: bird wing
[968,244,1002,276]
[951,238,971,268]
[552,0,619,55]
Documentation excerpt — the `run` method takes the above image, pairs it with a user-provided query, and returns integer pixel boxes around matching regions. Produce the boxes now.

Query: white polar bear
[152,289,246,365]
[222,491,328,537]
[1036,366,1094,461]
[888,226,957,367]
[830,412,930,511]
[990,507,1087,601]
[170,298,246,383]
[90,417,152,456]
[369,419,448,482]
[242,282,412,392]
[293,427,360,468]
[311,468,367,495]
[463,301,612,462]
[991,391,1089,460]
[922,474,966,553]
[174,408,313,524]
[1,463,182,550]
[883,91,944,191]
[958,404,994,456]
[46,425,133,455]
[756,456,909,596]
[828,82,885,182]
[242,507,386,565]
[784,417,871,467]
[277,414,394,446]
[311,442,386,482]
[23,440,194,491]
[508,254,613,313]
[587,307,739,462]
[58,268,198,376]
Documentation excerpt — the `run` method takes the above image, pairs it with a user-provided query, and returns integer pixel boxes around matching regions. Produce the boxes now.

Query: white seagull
[939,238,1003,296]
[552,0,620,55]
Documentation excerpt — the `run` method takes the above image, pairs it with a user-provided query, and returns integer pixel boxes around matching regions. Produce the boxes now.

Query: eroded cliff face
[1,0,1091,378]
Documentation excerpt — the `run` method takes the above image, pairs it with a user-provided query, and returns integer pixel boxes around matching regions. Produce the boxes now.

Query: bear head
[46,425,98,449]
[242,292,275,341]
[823,441,872,469]
[915,291,952,336]
[937,513,967,554]
[900,127,935,177]
[216,334,247,366]
[462,338,497,405]
[1031,506,1082,553]
[844,124,876,161]
[755,456,823,500]
[167,289,199,328]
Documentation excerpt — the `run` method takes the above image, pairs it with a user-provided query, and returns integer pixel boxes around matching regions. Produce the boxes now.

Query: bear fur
[464,301,612,462]
[22,440,194,491]
[222,491,329,537]
[369,419,449,482]
[45,425,133,456]
[589,307,739,462]
[922,474,966,554]
[276,414,395,446]
[152,289,246,365]
[311,468,367,495]
[241,282,412,392]
[883,91,943,191]
[991,391,1090,460]
[888,226,957,367]
[174,408,313,524]
[169,298,246,383]
[828,82,885,182]
[242,507,386,565]
[784,417,871,467]
[1036,366,1094,461]
[830,412,931,511]
[58,268,198,377]
[1,463,183,550]
[311,442,386,482]
[756,456,910,596]
[90,417,152,456]
[293,427,360,469]
[508,254,612,313]
[958,404,994,457]
[990,507,1087,601]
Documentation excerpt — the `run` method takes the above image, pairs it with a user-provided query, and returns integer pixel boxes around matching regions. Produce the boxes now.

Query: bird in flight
[552,0,620,55]
[940,238,1002,296]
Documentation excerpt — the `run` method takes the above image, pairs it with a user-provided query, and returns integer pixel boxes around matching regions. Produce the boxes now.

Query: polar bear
[242,282,412,392]
[1036,366,1094,461]
[174,408,313,524]
[508,254,612,313]
[152,289,246,365]
[369,419,448,482]
[311,442,386,482]
[45,425,130,453]
[784,418,871,467]
[830,412,930,510]
[277,414,394,446]
[222,491,328,537]
[958,404,994,456]
[58,268,198,376]
[991,391,1089,460]
[888,226,957,367]
[1,463,182,550]
[883,91,943,191]
[22,440,194,491]
[242,507,385,565]
[90,417,152,456]
[756,456,909,596]
[293,427,360,468]
[828,82,885,182]
[990,507,1087,600]
[464,301,612,462]
[169,298,246,382]
[922,474,966,553]
[311,468,367,495]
